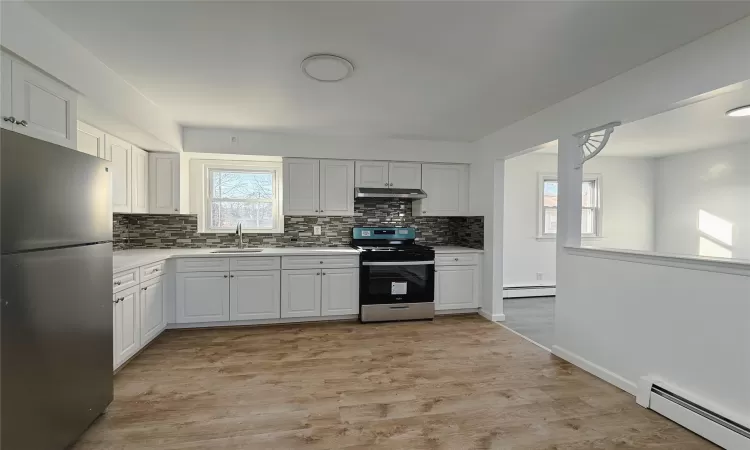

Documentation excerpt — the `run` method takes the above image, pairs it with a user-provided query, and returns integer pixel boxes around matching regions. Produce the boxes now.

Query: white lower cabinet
[176,272,230,323]
[230,270,281,320]
[113,285,140,368]
[435,254,481,310]
[321,268,359,316]
[140,275,166,344]
[281,269,322,318]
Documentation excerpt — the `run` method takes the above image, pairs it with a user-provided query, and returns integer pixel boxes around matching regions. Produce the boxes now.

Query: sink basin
[210,248,264,254]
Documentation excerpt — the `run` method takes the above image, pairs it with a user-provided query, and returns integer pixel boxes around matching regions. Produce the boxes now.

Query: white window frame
[191,160,284,234]
[537,173,602,240]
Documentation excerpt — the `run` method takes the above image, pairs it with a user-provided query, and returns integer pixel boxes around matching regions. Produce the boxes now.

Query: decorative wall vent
[573,121,621,168]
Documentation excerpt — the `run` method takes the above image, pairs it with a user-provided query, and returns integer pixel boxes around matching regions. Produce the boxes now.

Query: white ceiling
[31,1,750,142]
[534,81,750,158]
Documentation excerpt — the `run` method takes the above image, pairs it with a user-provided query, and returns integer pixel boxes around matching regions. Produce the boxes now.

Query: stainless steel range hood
[355,187,427,199]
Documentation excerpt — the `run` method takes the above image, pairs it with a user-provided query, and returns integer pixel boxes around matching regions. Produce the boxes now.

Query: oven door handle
[362,261,435,266]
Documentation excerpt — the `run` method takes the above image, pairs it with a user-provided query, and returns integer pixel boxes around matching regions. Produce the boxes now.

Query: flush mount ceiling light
[726,105,750,117]
[301,54,354,82]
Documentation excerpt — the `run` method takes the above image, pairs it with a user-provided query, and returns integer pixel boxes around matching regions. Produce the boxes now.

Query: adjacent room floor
[502,296,556,349]
[75,315,715,449]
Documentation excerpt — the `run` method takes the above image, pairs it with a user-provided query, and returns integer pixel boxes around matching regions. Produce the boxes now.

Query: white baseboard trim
[167,315,359,330]
[503,287,556,298]
[551,345,637,396]
[478,309,506,322]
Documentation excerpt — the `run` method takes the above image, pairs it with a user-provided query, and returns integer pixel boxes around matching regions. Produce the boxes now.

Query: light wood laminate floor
[75,315,716,449]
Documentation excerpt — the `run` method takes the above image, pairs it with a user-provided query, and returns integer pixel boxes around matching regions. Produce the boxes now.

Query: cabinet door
[76,121,105,158]
[417,164,469,216]
[114,286,140,367]
[319,159,354,216]
[321,268,359,316]
[176,272,230,323]
[355,161,390,188]
[281,269,321,318]
[108,135,131,213]
[10,59,77,149]
[140,276,165,344]
[283,159,320,215]
[149,152,180,214]
[435,266,478,310]
[1,53,12,131]
[131,145,149,213]
[230,270,281,320]
[388,162,422,189]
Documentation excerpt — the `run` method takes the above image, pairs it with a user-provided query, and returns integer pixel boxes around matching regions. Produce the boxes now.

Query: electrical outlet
[230,136,239,145]
[313,226,322,236]
[536,272,543,281]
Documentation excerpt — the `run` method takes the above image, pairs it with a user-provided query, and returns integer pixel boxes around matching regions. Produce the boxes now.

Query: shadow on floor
[502,296,555,349]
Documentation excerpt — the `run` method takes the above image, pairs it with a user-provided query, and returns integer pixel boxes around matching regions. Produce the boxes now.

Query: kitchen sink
[210,248,264,253]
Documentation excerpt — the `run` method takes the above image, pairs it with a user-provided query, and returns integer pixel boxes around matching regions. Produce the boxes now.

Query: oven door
[360,260,435,305]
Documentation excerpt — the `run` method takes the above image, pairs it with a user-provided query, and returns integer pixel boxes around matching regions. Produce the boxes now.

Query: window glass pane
[543,181,558,207]
[581,208,595,234]
[211,201,274,229]
[582,180,596,207]
[211,171,273,200]
[544,208,557,234]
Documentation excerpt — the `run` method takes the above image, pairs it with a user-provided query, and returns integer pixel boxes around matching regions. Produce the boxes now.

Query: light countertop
[113,245,483,273]
[113,247,360,273]
[431,246,484,254]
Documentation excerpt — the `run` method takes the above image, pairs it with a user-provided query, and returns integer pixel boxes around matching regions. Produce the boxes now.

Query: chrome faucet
[236,223,244,249]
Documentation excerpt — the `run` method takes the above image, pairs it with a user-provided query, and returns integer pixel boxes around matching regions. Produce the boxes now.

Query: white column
[556,135,583,250]
[492,159,505,320]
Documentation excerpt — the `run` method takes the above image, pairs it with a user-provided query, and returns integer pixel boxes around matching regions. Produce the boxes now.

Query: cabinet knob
[314,210,318,212]
[224,275,228,278]
[2,116,16,123]
[174,209,178,212]
[114,281,122,286]
[142,287,147,291]
[322,272,326,275]
[17,120,28,127]
[319,261,323,264]
[317,272,321,275]
[230,275,235,278]
[389,183,393,187]
[423,211,427,214]
[454,258,459,261]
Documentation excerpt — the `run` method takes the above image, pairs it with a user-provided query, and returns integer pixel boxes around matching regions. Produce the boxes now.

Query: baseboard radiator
[637,379,750,449]
[503,285,555,298]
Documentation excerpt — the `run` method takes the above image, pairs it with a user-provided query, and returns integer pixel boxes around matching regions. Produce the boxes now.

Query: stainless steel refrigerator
[1,130,113,450]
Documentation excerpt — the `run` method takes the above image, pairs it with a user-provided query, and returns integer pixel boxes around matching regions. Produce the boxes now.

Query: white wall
[0,1,182,151]
[655,142,750,260]
[183,128,475,163]
[503,152,655,286]
[555,250,750,427]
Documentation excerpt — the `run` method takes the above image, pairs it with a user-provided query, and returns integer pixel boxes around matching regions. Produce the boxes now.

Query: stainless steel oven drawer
[361,303,435,322]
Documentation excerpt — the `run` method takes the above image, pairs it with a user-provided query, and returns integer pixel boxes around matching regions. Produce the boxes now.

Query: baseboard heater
[503,285,555,299]
[637,379,750,449]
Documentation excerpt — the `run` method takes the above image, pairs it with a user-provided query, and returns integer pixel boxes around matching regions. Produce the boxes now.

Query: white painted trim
[503,287,556,298]
[435,308,480,316]
[551,345,637,395]
[478,309,505,322]
[565,246,750,277]
[167,314,358,329]
[636,376,654,408]
[497,323,551,353]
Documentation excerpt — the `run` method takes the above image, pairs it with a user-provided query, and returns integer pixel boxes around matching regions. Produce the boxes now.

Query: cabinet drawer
[176,258,230,273]
[113,268,139,293]
[435,254,479,266]
[140,260,166,281]
[230,257,281,271]
[282,255,359,270]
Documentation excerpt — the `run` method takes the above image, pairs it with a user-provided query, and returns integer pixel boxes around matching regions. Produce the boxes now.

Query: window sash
[204,167,280,232]
[539,175,601,238]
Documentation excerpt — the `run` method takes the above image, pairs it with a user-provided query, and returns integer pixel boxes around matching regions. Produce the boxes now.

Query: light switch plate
[313,226,322,235]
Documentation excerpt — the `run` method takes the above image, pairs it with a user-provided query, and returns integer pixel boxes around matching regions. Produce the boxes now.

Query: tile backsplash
[114,199,483,250]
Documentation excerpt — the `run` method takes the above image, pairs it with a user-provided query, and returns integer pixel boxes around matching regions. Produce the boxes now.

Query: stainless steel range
[352,227,435,322]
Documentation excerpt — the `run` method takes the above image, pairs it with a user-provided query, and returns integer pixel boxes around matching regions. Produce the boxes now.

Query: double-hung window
[539,174,601,238]
[202,163,283,233]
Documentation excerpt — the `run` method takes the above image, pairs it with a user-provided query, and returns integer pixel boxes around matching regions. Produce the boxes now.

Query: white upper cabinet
[388,162,422,189]
[149,152,181,214]
[319,159,354,216]
[321,268,359,316]
[108,134,132,213]
[283,158,320,215]
[1,54,13,131]
[76,121,106,159]
[131,145,149,213]
[6,55,77,149]
[414,164,470,216]
[230,270,281,321]
[355,161,390,188]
